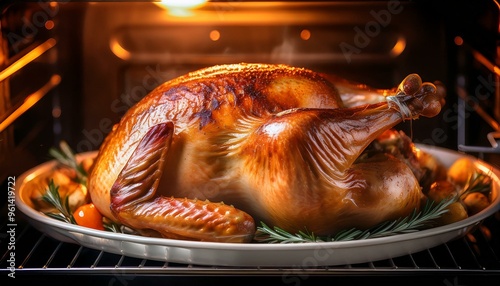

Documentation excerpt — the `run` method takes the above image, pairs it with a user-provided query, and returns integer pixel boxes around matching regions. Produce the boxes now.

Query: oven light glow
[300,29,311,41]
[472,50,500,77]
[454,36,464,46]
[155,0,207,16]
[110,38,131,60]
[45,20,55,30]
[0,75,61,133]
[209,30,221,41]
[158,0,206,8]
[0,38,56,82]
[390,36,406,57]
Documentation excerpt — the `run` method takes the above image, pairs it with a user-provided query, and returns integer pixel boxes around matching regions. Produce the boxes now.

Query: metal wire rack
[1,203,499,285]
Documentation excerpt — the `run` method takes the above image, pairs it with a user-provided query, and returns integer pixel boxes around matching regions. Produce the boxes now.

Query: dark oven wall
[2,0,498,189]
[78,1,452,154]
[0,2,87,185]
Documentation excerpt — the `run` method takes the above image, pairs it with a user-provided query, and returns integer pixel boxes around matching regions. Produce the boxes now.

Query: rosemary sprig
[41,179,77,224]
[254,224,323,243]
[49,141,88,186]
[44,141,129,233]
[103,220,123,233]
[41,179,130,233]
[254,196,456,244]
[460,170,492,199]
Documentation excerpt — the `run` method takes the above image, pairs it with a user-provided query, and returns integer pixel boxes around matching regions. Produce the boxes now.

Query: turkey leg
[109,122,256,242]
[236,75,442,234]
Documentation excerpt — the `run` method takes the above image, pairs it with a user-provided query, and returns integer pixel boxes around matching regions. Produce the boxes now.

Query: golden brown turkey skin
[88,63,444,242]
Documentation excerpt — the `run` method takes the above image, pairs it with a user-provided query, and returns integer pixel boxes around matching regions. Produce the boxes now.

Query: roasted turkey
[87,63,445,242]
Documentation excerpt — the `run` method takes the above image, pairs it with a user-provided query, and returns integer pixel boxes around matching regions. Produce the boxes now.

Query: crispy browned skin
[88,63,443,242]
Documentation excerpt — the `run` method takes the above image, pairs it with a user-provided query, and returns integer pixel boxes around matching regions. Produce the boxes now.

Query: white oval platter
[15,144,500,267]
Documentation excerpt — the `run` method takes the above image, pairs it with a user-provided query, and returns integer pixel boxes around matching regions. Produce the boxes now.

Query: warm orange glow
[109,38,131,60]
[45,20,55,30]
[473,50,500,77]
[0,74,61,133]
[158,0,207,8]
[390,36,406,57]
[155,0,207,16]
[0,38,56,82]
[495,0,500,33]
[300,29,311,40]
[457,85,500,132]
[454,36,464,46]
[209,30,221,41]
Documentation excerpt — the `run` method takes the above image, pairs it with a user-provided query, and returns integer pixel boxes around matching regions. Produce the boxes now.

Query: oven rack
[454,1,500,156]
[1,204,499,285]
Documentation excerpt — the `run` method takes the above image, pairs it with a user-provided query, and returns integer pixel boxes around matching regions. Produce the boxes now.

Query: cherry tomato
[73,203,104,230]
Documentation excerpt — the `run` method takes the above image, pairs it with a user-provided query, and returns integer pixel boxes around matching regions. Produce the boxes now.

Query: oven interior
[1,1,499,284]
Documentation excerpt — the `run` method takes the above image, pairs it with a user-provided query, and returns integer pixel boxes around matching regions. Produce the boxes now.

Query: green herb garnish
[254,196,456,243]
[460,170,492,199]
[103,220,123,233]
[44,142,127,233]
[41,179,77,224]
[49,141,88,186]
